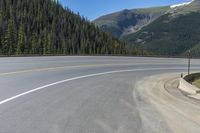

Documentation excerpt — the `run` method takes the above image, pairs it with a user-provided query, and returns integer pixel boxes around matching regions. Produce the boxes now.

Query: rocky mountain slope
[122,0,200,56]
[95,0,200,56]
[93,6,169,38]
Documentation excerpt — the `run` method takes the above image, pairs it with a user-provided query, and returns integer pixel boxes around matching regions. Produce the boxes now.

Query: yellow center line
[0,63,134,76]
[0,62,186,76]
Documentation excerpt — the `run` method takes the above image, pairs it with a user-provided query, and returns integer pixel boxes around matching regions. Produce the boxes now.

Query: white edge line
[0,67,194,105]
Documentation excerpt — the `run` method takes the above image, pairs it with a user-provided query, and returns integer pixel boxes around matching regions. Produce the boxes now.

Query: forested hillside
[0,0,130,56]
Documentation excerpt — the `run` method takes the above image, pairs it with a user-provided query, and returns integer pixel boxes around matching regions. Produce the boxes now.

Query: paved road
[0,56,199,133]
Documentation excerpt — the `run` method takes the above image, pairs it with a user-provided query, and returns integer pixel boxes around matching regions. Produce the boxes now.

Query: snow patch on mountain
[170,0,194,8]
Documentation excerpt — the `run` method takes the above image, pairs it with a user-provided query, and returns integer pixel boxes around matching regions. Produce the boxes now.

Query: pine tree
[17,23,25,55]
[3,18,15,56]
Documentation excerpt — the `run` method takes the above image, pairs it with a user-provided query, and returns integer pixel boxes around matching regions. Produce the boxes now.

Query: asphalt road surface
[0,56,199,133]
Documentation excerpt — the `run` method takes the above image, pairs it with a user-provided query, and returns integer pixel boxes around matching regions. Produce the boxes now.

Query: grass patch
[192,77,200,88]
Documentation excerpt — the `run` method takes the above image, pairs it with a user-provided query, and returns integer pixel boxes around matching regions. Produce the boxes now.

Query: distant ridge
[93,6,169,38]
[94,0,200,56]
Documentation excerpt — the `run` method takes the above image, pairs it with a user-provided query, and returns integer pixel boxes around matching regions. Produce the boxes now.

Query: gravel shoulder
[134,73,200,133]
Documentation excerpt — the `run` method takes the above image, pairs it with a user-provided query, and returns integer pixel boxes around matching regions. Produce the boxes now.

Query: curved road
[0,56,199,133]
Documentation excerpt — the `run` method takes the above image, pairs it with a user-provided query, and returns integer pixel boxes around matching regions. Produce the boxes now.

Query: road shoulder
[134,73,200,133]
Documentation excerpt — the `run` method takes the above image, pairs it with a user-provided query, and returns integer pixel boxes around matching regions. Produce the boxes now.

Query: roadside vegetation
[190,74,200,88]
[192,78,200,88]
[185,73,200,88]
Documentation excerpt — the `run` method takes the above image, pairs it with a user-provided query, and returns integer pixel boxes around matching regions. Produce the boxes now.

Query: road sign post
[188,50,191,82]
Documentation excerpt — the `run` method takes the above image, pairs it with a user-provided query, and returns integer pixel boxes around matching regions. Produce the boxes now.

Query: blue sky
[60,0,191,20]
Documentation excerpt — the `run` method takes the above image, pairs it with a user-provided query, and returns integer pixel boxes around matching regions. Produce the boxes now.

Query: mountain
[122,0,200,56]
[0,0,130,56]
[93,6,170,38]
[95,0,200,56]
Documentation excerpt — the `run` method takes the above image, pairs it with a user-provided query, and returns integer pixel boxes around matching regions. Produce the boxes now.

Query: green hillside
[122,12,200,55]
[0,0,130,56]
[94,0,200,56]
[93,6,169,38]
[122,0,200,56]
